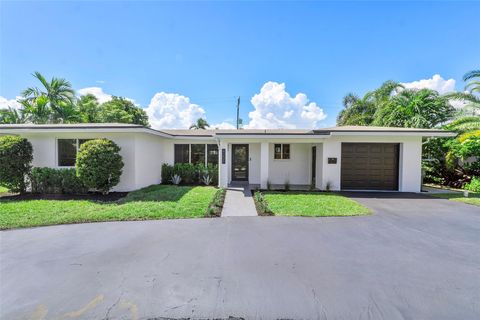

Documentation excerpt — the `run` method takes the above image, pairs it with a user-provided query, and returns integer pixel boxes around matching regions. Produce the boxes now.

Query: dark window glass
[274,144,282,159]
[191,144,206,165]
[282,144,290,159]
[274,144,290,160]
[58,139,77,166]
[78,139,92,150]
[174,144,189,164]
[207,144,218,165]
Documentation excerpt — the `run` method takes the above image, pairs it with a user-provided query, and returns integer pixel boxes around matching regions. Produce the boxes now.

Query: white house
[0,124,455,192]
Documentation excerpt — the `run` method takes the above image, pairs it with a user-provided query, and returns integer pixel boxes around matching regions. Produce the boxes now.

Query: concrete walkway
[221,185,258,217]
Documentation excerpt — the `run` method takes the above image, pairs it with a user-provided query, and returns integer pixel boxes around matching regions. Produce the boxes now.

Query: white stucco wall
[18,132,138,191]
[134,133,164,189]
[321,135,423,192]
[268,143,312,185]
[248,143,261,184]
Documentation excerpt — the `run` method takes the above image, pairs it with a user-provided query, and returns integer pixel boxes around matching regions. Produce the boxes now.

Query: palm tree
[374,88,455,128]
[464,70,480,93]
[20,95,51,124]
[21,71,76,123]
[337,81,403,126]
[446,70,480,117]
[445,116,480,133]
[0,107,26,124]
[189,118,210,129]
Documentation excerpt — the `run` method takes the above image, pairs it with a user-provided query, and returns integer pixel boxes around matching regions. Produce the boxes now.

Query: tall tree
[189,118,210,129]
[337,81,403,126]
[99,96,149,126]
[20,95,51,124]
[77,94,101,123]
[373,88,455,128]
[21,71,76,123]
[0,107,25,124]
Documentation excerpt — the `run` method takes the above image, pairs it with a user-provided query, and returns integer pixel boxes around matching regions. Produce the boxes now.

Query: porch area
[219,141,328,190]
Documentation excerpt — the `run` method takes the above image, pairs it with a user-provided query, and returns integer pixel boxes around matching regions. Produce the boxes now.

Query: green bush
[161,163,174,184]
[161,163,218,185]
[76,139,124,194]
[30,167,88,194]
[0,135,33,193]
[253,191,273,216]
[465,176,480,193]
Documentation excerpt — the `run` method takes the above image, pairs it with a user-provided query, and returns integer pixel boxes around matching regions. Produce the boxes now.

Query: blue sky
[1,1,478,129]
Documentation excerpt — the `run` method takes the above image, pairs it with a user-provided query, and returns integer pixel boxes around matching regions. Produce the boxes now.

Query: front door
[232,144,249,181]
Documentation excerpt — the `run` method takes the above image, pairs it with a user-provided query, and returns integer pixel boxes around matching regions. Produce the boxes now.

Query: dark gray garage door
[341,143,399,190]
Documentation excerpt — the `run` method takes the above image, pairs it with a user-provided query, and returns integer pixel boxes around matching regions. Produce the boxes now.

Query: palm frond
[463,70,480,81]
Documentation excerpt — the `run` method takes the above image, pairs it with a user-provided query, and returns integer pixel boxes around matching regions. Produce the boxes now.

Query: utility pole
[236,96,241,129]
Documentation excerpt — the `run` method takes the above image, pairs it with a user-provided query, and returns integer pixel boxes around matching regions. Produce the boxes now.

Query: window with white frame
[57,139,92,166]
[274,144,290,160]
[174,144,218,166]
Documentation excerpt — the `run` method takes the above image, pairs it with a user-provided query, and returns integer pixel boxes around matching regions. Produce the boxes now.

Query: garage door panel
[341,143,399,191]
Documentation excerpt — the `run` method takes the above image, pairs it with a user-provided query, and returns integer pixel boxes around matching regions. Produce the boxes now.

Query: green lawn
[0,185,218,230]
[429,192,480,207]
[260,191,370,217]
[0,186,8,193]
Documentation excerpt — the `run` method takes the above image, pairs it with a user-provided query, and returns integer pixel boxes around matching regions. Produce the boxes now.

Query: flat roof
[0,123,455,137]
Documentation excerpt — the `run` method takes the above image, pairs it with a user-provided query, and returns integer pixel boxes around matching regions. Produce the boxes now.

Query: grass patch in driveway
[429,192,480,207]
[0,185,218,230]
[257,191,370,217]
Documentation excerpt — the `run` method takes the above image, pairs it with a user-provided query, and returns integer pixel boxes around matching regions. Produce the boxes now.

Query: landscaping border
[205,188,226,217]
[252,190,274,216]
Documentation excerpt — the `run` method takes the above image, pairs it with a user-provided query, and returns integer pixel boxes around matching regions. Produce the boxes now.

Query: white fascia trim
[329,132,456,137]
[0,127,172,138]
[214,134,330,139]
[169,136,217,140]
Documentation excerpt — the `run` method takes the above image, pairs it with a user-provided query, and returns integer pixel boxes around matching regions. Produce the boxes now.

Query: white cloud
[0,96,22,110]
[78,87,112,104]
[146,92,206,129]
[211,121,236,129]
[401,74,456,94]
[245,81,326,129]
[78,87,139,105]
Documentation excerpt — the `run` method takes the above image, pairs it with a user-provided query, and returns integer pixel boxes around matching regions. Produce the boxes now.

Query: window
[274,144,290,160]
[58,139,77,166]
[174,144,189,164]
[207,144,218,165]
[57,139,93,167]
[191,144,206,165]
[174,144,219,166]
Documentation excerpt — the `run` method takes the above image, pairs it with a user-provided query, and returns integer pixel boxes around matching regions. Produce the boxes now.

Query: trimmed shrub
[465,176,480,193]
[0,135,33,193]
[161,163,174,184]
[161,163,218,185]
[76,139,124,194]
[30,167,88,194]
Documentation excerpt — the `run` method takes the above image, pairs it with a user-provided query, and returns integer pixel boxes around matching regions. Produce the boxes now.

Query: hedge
[0,135,33,193]
[161,163,218,185]
[30,167,88,194]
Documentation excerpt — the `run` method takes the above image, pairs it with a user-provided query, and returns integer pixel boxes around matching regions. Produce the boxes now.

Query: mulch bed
[0,192,128,202]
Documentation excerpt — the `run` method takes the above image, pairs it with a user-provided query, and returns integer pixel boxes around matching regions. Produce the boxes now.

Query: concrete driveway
[1,193,479,320]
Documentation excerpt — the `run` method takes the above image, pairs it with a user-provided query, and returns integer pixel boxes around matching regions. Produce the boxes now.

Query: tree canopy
[190,118,210,129]
[0,72,151,126]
